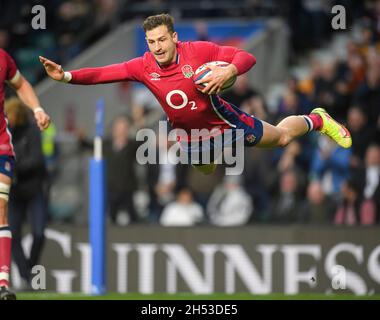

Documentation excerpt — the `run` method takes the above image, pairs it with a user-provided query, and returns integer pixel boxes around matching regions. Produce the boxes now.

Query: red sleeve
[2,49,18,80]
[192,41,256,75]
[70,57,144,84]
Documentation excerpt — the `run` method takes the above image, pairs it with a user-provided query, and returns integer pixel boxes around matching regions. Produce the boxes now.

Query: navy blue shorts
[181,96,264,165]
[0,155,15,178]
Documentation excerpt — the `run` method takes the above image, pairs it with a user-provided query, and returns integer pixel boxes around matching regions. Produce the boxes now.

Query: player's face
[146,25,178,66]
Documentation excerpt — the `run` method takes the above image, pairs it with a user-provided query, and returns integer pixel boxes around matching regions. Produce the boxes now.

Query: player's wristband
[33,107,45,114]
[61,71,72,83]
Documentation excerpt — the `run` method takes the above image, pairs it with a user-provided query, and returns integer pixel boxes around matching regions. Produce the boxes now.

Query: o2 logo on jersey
[166,90,197,110]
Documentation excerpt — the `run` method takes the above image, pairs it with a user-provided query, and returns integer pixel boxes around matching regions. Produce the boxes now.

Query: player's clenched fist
[39,56,64,81]
[34,108,51,131]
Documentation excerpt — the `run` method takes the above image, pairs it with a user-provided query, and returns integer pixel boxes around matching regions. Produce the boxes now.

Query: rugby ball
[193,61,237,93]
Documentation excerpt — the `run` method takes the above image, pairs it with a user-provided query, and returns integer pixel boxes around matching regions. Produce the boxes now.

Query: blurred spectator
[297,59,321,97]
[160,188,204,226]
[298,181,336,224]
[334,178,363,225]
[276,141,302,173]
[269,169,303,223]
[302,0,331,48]
[286,76,312,114]
[346,106,373,167]
[55,0,93,63]
[146,135,178,223]
[357,2,380,49]
[360,144,380,223]
[243,147,272,223]
[354,53,380,128]
[334,145,379,227]
[93,0,122,36]
[343,42,366,93]
[241,94,268,121]
[276,89,300,118]
[312,60,350,121]
[272,136,315,178]
[350,144,380,225]
[5,98,47,289]
[310,136,351,198]
[275,75,314,119]
[207,176,252,226]
[130,104,147,135]
[287,0,331,53]
[105,115,139,225]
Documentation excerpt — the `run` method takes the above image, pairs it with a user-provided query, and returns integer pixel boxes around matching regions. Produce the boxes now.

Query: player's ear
[172,31,178,43]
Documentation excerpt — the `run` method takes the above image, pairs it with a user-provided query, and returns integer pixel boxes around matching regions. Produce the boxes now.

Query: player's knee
[0,198,7,220]
[0,201,7,225]
[0,182,10,203]
[0,182,10,219]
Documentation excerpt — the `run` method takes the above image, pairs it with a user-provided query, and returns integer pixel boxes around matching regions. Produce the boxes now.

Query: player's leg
[0,170,16,300]
[257,115,309,148]
[257,109,352,149]
[9,199,31,285]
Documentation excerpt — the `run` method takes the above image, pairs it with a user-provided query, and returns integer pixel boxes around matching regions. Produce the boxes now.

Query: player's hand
[34,109,51,131]
[195,64,238,95]
[39,56,64,81]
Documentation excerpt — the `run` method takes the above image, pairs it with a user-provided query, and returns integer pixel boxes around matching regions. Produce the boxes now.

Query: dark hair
[143,13,175,33]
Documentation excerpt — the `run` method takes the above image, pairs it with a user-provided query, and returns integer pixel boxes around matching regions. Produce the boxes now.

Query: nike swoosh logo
[339,126,351,138]
[325,113,350,138]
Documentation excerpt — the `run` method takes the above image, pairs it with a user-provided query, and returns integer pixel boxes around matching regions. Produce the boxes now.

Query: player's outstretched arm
[8,73,51,131]
[39,56,141,85]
